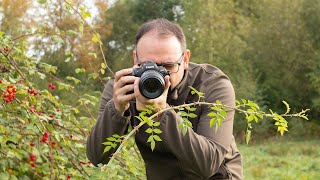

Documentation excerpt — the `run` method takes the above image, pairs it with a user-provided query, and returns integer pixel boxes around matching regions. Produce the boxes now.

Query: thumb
[164,75,171,91]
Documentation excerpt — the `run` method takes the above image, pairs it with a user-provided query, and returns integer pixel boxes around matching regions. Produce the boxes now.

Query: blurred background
[1,0,320,179]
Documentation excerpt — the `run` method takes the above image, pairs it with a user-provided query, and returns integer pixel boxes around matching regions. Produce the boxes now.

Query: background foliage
[1,0,319,179]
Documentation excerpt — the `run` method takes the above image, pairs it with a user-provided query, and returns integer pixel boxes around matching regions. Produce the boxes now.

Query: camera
[128,61,169,99]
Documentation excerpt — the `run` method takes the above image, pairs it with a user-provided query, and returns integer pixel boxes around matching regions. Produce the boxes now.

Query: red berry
[30,105,37,113]
[51,85,56,90]
[67,175,71,180]
[50,141,56,146]
[31,163,36,167]
[33,90,38,95]
[29,154,36,161]
[48,83,53,88]
[30,142,35,147]
[43,132,49,138]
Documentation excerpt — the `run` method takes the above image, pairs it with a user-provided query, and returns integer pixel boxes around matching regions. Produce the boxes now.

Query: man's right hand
[112,68,137,114]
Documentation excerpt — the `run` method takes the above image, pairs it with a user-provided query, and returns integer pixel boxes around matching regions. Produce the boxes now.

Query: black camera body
[130,61,169,99]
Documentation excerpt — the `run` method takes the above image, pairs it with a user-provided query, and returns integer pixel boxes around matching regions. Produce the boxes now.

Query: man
[87,18,243,180]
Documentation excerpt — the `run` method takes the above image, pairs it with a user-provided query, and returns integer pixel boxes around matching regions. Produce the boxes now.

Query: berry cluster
[29,154,36,167]
[48,83,56,90]
[79,161,92,168]
[2,85,17,103]
[0,46,12,55]
[30,105,37,113]
[28,88,38,96]
[40,132,50,143]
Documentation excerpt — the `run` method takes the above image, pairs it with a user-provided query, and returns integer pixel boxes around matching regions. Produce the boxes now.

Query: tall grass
[239,140,320,180]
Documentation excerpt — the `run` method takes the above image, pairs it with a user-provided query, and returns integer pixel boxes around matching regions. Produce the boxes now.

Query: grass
[238,140,320,180]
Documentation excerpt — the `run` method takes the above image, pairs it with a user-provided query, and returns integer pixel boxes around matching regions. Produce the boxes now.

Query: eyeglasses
[136,49,185,74]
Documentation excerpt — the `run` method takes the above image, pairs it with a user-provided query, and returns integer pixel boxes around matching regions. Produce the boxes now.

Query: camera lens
[139,70,165,99]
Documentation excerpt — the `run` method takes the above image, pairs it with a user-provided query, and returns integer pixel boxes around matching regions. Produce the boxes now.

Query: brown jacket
[87,62,243,180]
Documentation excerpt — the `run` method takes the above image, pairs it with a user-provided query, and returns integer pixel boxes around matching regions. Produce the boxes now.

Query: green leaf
[147,135,153,143]
[101,63,107,69]
[282,100,291,114]
[88,73,99,80]
[102,142,114,145]
[178,111,188,117]
[79,21,84,34]
[219,110,227,118]
[210,117,217,127]
[79,6,85,11]
[182,126,187,135]
[111,143,117,148]
[38,0,46,4]
[66,76,81,84]
[112,134,120,138]
[65,57,71,62]
[73,108,79,114]
[103,146,112,153]
[100,69,105,75]
[153,129,162,134]
[208,112,217,117]
[269,109,274,114]
[257,113,263,119]
[107,137,117,141]
[153,135,162,141]
[75,68,86,74]
[188,113,197,118]
[150,140,155,151]
[145,128,153,134]
[153,122,160,127]
[247,115,254,122]
[92,33,101,44]
[186,120,193,128]
[189,107,197,111]
[88,52,97,59]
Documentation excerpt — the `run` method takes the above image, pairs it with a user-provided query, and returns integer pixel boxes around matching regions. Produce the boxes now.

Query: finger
[117,93,136,103]
[114,75,136,91]
[114,68,133,82]
[117,83,134,96]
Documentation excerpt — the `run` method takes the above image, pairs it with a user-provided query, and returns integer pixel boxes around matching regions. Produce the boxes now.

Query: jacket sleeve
[158,75,235,178]
[86,78,131,166]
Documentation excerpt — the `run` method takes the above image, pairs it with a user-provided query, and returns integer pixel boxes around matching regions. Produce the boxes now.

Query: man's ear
[183,49,191,70]
[132,50,138,65]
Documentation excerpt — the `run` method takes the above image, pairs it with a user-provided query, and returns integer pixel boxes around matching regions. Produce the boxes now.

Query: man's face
[133,31,190,89]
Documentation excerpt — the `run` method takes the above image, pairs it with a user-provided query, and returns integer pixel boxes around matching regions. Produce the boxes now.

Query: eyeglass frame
[135,49,185,74]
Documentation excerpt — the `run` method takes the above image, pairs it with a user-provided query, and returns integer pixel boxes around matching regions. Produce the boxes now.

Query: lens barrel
[139,70,165,99]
